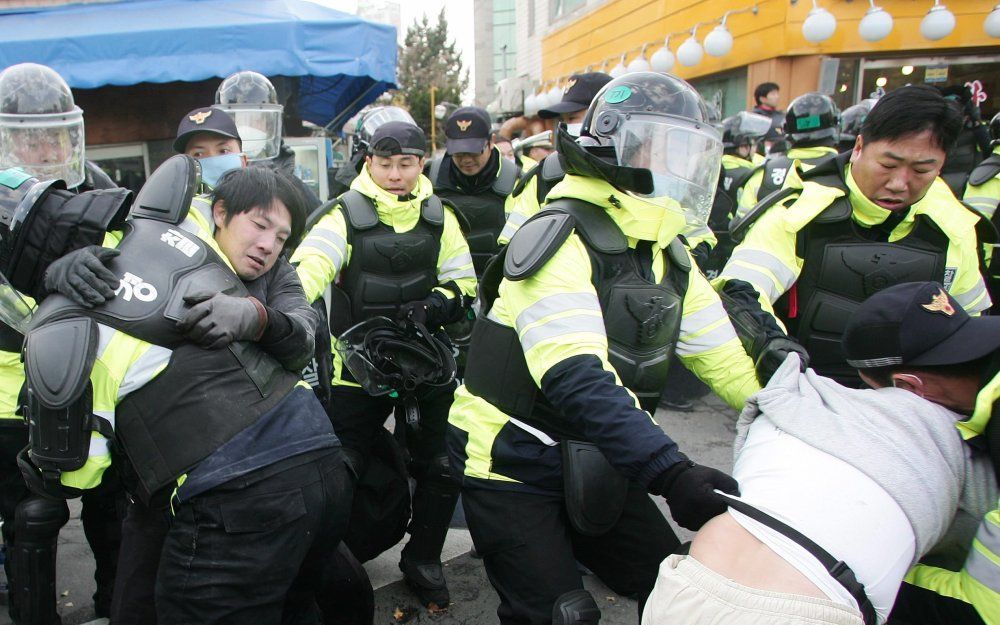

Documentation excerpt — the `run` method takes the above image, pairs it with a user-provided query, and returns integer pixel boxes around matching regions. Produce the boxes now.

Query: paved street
[1,392,740,625]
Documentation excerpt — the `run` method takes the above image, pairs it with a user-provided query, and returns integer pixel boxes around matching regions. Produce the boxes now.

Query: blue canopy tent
[0,0,398,131]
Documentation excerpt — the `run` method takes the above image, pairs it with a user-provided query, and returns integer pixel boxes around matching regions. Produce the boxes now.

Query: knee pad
[552,589,601,625]
[14,496,69,542]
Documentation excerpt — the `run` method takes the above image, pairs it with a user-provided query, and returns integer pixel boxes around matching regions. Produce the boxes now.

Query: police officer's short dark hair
[754,82,779,105]
[211,166,306,246]
[860,85,962,152]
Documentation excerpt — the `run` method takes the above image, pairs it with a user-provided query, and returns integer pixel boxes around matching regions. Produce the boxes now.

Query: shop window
[87,143,148,194]
[860,55,999,120]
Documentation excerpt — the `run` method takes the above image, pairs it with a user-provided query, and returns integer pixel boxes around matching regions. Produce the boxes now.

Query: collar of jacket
[349,165,433,231]
[545,174,686,249]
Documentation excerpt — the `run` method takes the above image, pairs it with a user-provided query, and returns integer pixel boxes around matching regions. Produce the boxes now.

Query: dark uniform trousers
[328,382,460,563]
[0,421,123,621]
[154,449,351,625]
[461,482,680,625]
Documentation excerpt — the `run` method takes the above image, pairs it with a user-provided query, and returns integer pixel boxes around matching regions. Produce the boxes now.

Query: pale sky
[306,0,476,102]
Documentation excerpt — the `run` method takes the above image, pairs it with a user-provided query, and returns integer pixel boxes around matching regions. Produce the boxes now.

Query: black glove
[397,300,429,326]
[755,336,809,384]
[176,291,266,349]
[397,292,451,328]
[719,279,808,384]
[42,245,120,308]
[653,459,739,532]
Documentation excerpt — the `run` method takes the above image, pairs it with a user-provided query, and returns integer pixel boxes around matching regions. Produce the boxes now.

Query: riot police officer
[448,72,762,625]
[215,70,322,210]
[721,84,990,386]
[292,121,476,608]
[702,111,772,279]
[735,92,841,218]
[965,112,1000,220]
[330,106,417,198]
[0,62,127,623]
[426,106,519,278]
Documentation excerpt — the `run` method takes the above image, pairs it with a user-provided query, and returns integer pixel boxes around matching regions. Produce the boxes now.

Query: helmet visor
[0,114,85,188]
[359,107,416,141]
[614,118,722,218]
[0,273,34,333]
[735,112,773,139]
[218,105,282,161]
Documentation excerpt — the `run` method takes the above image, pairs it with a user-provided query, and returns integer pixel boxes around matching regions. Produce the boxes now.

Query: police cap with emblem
[538,72,612,119]
[368,121,426,158]
[445,107,491,155]
[173,106,241,153]
[844,281,1000,368]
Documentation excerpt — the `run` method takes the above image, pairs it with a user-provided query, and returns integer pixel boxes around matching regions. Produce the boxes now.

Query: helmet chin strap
[555,124,654,196]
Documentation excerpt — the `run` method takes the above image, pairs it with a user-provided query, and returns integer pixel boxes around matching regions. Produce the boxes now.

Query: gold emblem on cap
[456,119,472,132]
[188,110,212,125]
[921,288,955,316]
[564,78,577,93]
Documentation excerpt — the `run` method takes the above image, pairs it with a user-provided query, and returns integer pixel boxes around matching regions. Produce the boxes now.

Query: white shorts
[641,554,865,625]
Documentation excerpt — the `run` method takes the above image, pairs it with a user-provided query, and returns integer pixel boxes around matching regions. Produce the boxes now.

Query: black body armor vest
[25,219,299,503]
[464,199,689,439]
[430,156,517,277]
[784,170,949,385]
[335,190,444,327]
[704,162,756,279]
[755,150,835,201]
[941,128,985,197]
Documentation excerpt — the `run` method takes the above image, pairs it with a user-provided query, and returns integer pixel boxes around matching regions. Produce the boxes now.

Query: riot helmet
[559,71,723,224]
[784,92,840,146]
[839,98,876,151]
[353,106,416,157]
[215,71,283,161]
[990,111,1000,147]
[335,316,456,397]
[721,111,772,155]
[0,64,85,188]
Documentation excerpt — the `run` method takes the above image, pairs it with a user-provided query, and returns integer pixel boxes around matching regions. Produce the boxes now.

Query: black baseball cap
[445,107,491,155]
[173,106,241,153]
[843,281,1000,369]
[538,72,612,119]
[369,121,426,157]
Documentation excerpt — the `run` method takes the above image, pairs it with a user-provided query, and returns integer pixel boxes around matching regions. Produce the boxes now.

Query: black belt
[721,494,877,625]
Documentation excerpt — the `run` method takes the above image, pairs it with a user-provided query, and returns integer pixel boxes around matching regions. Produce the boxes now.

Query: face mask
[565,123,583,137]
[198,153,244,188]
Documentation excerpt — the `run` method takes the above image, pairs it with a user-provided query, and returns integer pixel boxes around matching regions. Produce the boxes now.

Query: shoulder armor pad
[667,238,691,273]
[546,198,628,254]
[428,157,444,186]
[129,155,199,225]
[504,212,574,281]
[340,190,379,230]
[729,186,798,243]
[811,195,853,225]
[304,198,339,233]
[492,159,519,196]
[969,154,1000,187]
[24,317,98,409]
[511,163,540,198]
[540,153,566,183]
[421,194,445,227]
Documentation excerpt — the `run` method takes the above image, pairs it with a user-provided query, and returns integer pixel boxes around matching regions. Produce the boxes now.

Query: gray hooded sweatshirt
[734,354,996,564]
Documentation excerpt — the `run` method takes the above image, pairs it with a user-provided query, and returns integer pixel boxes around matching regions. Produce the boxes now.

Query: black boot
[399,470,459,609]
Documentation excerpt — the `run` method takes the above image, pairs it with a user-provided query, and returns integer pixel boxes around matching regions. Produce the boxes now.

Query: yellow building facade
[541,0,998,117]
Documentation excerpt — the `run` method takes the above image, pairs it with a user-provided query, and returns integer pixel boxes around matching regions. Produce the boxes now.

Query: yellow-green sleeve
[290,208,350,304]
[435,208,477,300]
[677,253,761,409]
